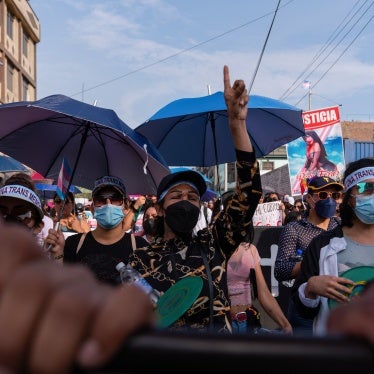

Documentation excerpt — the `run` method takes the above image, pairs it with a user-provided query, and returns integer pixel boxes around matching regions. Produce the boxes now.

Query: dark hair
[53,191,75,204]
[4,172,37,192]
[143,197,156,212]
[284,211,301,225]
[263,191,280,202]
[339,157,374,227]
[304,130,328,158]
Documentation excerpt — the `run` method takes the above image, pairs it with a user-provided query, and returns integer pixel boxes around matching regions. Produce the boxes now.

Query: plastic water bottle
[292,248,303,261]
[115,262,160,305]
[281,249,303,288]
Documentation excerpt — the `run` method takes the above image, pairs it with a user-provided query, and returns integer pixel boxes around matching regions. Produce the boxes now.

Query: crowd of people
[0,65,372,372]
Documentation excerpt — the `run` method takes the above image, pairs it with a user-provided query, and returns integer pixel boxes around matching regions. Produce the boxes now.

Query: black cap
[157,170,207,201]
[307,176,343,193]
[92,175,126,197]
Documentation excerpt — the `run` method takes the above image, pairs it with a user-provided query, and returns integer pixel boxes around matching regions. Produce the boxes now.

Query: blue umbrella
[0,94,170,195]
[35,183,82,199]
[0,153,28,173]
[135,91,305,167]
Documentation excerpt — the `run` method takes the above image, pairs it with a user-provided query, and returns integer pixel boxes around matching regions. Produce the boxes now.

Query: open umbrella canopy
[35,183,82,199]
[135,91,305,167]
[0,94,170,195]
[0,152,28,173]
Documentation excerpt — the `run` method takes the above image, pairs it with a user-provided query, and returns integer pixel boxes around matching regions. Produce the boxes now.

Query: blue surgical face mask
[314,197,337,218]
[355,195,374,224]
[94,204,124,229]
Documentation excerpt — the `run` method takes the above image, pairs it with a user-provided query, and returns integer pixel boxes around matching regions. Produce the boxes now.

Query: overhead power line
[280,0,373,101]
[294,11,374,107]
[69,0,373,111]
[248,0,281,94]
[70,0,295,98]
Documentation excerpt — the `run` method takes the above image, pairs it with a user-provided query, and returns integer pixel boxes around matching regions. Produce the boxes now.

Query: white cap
[283,195,295,205]
[115,262,126,272]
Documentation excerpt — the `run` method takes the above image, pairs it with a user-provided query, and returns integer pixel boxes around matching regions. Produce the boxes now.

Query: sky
[29,0,374,129]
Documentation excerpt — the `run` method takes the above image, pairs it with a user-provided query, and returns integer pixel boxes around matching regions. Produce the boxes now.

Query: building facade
[0,0,40,104]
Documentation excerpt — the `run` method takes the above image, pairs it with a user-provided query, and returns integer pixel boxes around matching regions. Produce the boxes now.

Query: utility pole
[302,80,312,110]
[308,84,312,110]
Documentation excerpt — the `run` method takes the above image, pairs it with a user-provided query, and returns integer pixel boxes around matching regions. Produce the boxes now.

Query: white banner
[252,201,283,227]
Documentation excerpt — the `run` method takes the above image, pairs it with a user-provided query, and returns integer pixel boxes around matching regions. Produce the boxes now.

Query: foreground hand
[0,221,155,373]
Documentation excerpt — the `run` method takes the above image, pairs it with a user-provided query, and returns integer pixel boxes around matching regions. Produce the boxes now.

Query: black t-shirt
[64,231,148,285]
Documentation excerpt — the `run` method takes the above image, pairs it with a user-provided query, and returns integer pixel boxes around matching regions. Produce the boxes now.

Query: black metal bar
[78,330,373,373]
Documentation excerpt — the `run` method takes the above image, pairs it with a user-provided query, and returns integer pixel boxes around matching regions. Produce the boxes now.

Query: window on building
[22,77,28,100]
[7,11,14,39]
[7,61,14,92]
[262,161,274,171]
[22,31,29,57]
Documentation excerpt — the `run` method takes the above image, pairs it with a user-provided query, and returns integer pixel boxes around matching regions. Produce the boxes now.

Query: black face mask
[165,200,200,235]
[143,216,164,237]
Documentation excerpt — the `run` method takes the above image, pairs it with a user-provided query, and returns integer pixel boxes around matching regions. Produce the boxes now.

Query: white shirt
[193,205,212,236]
[36,215,54,248]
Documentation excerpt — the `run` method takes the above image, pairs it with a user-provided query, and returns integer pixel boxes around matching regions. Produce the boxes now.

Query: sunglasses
[1,209,33,223]
[314,191,342,200]
[355,182,374,195]
[54,199,73,204]
[93,193,124,206]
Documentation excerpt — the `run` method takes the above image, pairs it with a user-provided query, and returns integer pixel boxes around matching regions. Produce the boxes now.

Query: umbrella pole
[66,122,90,195]
[46,124,90,256]
[55,124,89,222]
[209,113,222,200]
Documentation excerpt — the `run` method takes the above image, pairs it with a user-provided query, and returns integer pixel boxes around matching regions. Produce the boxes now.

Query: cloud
[34,0,374,126]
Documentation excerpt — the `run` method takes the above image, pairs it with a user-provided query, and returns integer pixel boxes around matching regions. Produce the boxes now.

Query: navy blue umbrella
[0,95,170,195]
[135,91,305,167]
